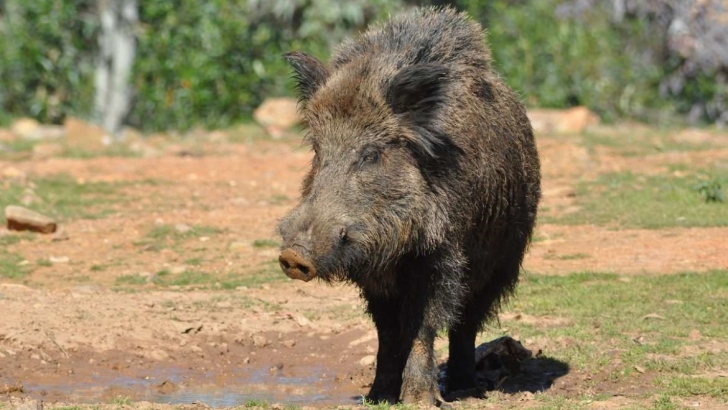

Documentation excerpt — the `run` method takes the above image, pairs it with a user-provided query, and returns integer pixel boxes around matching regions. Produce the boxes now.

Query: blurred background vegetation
[0,0,726,132]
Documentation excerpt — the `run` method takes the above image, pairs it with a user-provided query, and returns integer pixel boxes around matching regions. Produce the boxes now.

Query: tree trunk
[94,0,137,139]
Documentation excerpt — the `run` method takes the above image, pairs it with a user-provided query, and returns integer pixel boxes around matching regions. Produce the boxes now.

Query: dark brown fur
[278,7,540,405]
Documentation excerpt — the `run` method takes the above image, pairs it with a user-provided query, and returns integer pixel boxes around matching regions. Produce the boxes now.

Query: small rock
[359,355,376,367]
[252,335,268,347]
[11,118,40,139]
[558,106,599,133]
[51,228,70,242]
[169,265,187,274]
[5,205,57,234]
[228,241,248,251]
[147,349,169,361]
[174,224,192,234]
[49,256,70,264]
[282,340,296,348]
[293,314,312,327]
[527,106,599,134]
[215,301,232,309]
[518,391,535,401]
[0,378,23,394]
[230,197,249,206]
[156,380,178,394]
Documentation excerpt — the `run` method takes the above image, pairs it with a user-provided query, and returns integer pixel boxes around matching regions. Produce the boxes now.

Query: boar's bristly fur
[278,7,541,405]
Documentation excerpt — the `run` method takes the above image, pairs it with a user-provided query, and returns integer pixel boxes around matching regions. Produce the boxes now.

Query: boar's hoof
[279,248,317,282]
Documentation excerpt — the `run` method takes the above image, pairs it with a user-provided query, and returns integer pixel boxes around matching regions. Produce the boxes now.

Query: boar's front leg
[365,294,407,404]
[400,326,439,405]
[398,250,465,405]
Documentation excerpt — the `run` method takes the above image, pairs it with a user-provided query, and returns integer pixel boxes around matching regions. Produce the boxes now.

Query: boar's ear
[284,51,330,102]
[385,63,450,157]
[385,63,449,116]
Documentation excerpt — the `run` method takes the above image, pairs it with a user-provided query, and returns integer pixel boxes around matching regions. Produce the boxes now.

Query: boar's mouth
[279,248,317,282]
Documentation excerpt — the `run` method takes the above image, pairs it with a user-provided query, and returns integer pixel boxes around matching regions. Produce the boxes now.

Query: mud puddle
[4,329,374,407]
[22,364,360,407]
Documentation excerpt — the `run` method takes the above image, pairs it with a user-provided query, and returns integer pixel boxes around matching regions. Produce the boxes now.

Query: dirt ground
[1,123,727,409]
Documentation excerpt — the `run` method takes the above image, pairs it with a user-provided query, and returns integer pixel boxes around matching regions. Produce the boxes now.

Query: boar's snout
[279,248,317,282]
[278,218,355,281]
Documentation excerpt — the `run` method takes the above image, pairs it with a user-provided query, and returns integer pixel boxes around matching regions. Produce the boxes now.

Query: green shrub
[129,0,402,131]
[0,0,98,125]
[1,0,725,130]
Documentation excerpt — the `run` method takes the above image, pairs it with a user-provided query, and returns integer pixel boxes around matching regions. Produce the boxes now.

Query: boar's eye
[360,149,380,167]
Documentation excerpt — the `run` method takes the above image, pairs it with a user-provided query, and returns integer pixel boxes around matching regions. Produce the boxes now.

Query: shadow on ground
[440,354,570,402]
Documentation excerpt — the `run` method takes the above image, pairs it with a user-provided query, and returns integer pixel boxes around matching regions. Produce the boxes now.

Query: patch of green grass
[60,144,141,159]
[110,396,132,406]
[115,274,147,286]
[0,138,36,160]
[551,171,728,228]
[253,238,280,248]
[152,270,214,287]
[90,264,107,272]
[243,399,269,408]
[0,174,153,221]
[693,179,726,203]
[136,224,224,251]
[148,260,284,290]
[651,395,684,410]
[0,252,28,279]
[491,270,728,402]
[544,252,589,260]
[659,376,728,398]
[36,258,52,267]
[0,232,34,246]
[270,194,290,205]
[581,128,714,157]
[362,398,417,410]
[146,224,223,240]
[184,257,203,266]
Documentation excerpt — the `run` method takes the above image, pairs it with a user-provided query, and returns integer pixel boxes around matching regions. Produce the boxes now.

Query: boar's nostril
[279,248,317,282]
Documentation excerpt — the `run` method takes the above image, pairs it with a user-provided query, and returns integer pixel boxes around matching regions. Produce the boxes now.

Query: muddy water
[6,329,373,408]
[22,364,361,406]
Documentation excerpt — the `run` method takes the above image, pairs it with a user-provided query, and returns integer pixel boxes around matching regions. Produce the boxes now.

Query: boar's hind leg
[365,295,407,404]
[446,258,522,395]
[446,310,479,394]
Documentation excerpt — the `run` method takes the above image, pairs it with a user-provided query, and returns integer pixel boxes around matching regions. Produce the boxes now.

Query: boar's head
[278,52,457,284]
